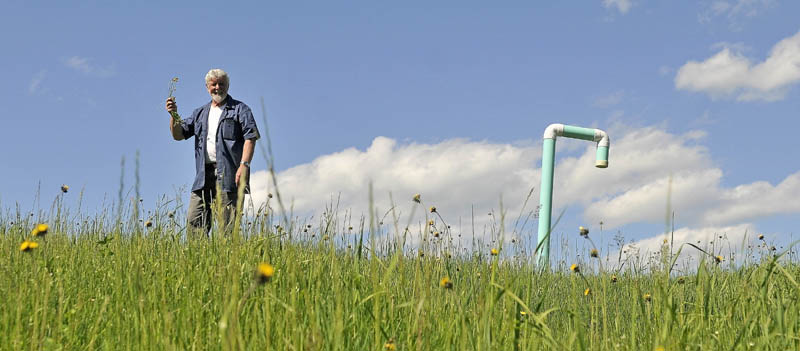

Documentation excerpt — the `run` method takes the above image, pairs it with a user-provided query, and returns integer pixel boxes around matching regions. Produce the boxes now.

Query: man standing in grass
[165,69,260,236]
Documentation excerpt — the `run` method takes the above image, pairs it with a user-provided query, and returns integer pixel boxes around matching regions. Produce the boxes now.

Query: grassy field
[2,194,799,350]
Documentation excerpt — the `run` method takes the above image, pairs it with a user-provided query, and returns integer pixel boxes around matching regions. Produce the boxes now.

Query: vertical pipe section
[536,124,609,267]
[536,138,556,267]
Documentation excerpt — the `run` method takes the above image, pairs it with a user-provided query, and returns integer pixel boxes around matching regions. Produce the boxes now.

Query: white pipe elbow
[543,123,564,139]
[594,129,610,147]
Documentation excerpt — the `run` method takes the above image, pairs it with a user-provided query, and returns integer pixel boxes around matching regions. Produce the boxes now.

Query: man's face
[207,78,228,103]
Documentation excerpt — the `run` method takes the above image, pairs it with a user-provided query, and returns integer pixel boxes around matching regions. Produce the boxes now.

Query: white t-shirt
[205,105,223,163]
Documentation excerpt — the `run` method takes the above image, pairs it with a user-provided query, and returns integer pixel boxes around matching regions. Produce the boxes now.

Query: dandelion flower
[32,223,49,237]
[611,275,618,283]
[570,264,580,273]
[20,241,39,252]
[758,234,764,240]
[256,263,275,284]
[60,184,69,193]
[584,288,591,296]
[714,255,723,264]
[590,248,599,258]
[412,194,421,203]
[490,248,499,256]
[439,277,453,289]
[643,293,652,302]
[384,338,396,351]
[429,206,437,213]
[579,226,589,237]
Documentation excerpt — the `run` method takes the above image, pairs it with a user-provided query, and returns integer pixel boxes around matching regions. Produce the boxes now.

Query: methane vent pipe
[536,124,610,267]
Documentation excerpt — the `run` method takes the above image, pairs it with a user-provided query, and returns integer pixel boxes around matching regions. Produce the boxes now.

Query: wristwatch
[240,161,250,167]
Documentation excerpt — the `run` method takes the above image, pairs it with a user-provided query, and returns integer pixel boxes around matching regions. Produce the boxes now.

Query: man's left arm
[236,139,256,188]
[236,105,261,188]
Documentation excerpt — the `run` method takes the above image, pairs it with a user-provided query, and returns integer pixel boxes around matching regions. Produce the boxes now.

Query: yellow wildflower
[757,234,764,240]
[584,288,591,296]
[590,248,599,258]
[570,264,580,273]
[384,338,396,351]
[145,220,153,228]
[256,263,275,284]
[412,194,421,203]
[654,346,665,351]
[20,241,39,252]
[611,275,618,283]
[429,206,437,213]
[434,231,440,238]
[643,293,652,302]
[61,184,69,193]
[579,226,589,237]
[439,277,453,289]
[490,248,499,256]
[32,223,49,237]
[714,255,723,264]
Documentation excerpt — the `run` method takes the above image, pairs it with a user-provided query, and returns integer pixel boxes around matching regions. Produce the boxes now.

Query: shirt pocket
[220,119,238,140]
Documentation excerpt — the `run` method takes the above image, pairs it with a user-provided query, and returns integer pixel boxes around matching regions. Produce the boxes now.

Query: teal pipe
[536,124,610,267]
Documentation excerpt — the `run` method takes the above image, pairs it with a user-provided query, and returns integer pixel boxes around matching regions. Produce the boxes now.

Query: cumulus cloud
[608,223,755,269]
[63,56,116,78]
[674,30,800,101]
[249,137,542,237]
[246,126,800,252]
[602,0,633,14]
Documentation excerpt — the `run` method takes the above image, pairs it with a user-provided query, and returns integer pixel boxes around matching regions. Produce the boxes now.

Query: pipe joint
[543,123,564,139]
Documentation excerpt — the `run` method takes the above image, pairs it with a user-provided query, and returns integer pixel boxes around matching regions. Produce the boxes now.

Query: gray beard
[211,93,227,104]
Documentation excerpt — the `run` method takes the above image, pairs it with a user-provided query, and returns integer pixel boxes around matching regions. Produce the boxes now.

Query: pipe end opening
[595,160,608,168]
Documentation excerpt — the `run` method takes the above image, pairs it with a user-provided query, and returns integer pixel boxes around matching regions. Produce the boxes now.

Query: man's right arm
[166,97,185,140]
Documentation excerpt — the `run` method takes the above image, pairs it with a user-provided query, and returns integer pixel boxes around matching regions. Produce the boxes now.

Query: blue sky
[3,1,799,260]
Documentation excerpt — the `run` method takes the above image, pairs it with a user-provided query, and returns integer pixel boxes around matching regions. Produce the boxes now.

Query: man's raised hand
[166,97,178,114]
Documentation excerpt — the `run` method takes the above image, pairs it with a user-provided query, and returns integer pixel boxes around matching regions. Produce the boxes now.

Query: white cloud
[246,127,800,252]
[611,223,755,269]
[29,69,46,94]
[63,56,116,78]
[675,30,800,101]
[592,90,625,108]
[249,137,542,237]
[699,0,775,28]
[602,0,633,14]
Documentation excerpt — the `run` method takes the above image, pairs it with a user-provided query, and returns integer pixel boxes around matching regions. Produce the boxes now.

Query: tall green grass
[2,191,799,350]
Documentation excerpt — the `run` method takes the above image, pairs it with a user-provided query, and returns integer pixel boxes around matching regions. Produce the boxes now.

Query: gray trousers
[187,163,237,237]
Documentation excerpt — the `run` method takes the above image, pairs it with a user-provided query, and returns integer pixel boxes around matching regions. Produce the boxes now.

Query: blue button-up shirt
[180,95,260,193]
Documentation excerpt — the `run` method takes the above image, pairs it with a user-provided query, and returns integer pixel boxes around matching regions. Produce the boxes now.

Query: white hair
[205,69,229,86]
